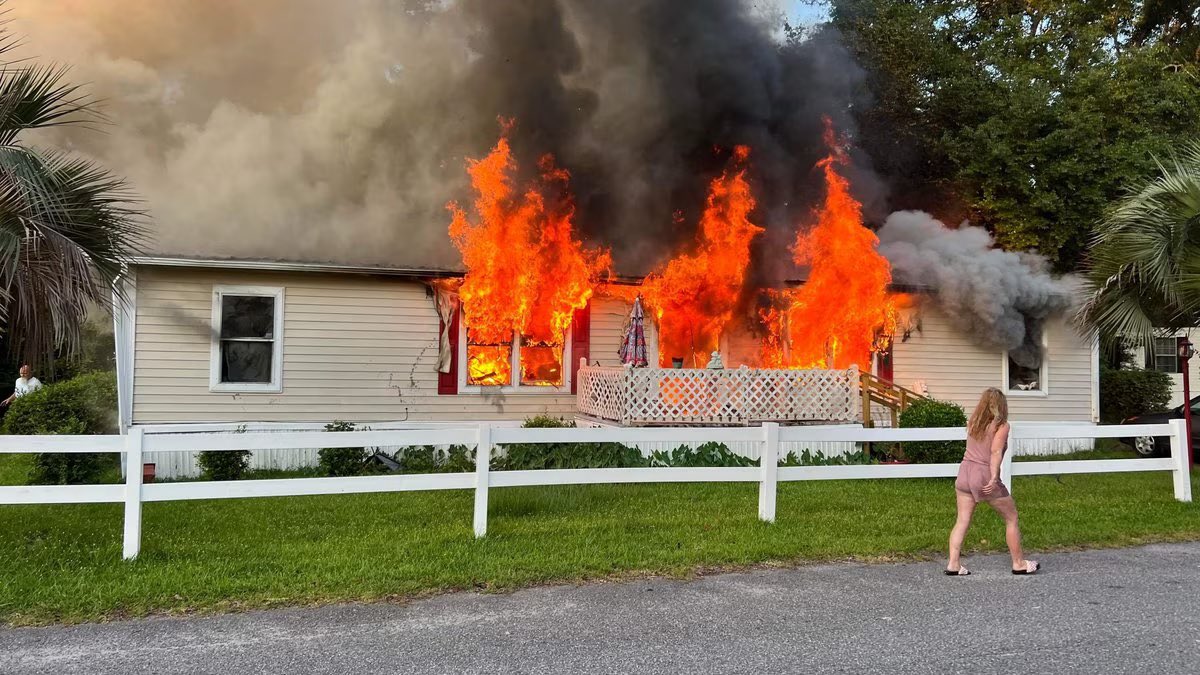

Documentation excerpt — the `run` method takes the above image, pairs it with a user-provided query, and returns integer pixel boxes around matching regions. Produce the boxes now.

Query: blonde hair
[968,387,1008,440]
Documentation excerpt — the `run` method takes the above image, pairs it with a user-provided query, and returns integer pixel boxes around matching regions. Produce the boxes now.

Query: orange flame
[770,118,897,371]
[449,124,611,386]
[642,146,762,368]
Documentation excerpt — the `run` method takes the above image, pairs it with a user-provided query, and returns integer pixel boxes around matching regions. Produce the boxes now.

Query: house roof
[132,255,462,278]
[132,255,933,293]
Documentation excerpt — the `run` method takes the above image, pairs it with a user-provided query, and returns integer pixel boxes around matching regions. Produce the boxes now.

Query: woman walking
[945,387,1040,576]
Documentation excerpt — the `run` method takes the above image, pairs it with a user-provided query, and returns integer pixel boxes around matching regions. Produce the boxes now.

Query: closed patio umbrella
[618,295,649,367]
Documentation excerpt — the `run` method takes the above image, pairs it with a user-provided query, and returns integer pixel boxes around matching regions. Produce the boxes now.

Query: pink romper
[955,422,1010,501]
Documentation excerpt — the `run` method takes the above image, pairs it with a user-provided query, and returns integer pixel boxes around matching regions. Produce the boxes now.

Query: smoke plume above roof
[13,0,877,275]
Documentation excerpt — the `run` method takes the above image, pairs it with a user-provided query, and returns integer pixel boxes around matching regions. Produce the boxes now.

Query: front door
[876,341,894,383]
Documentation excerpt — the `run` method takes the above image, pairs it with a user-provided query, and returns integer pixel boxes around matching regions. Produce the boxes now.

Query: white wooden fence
[0,421,1191,561]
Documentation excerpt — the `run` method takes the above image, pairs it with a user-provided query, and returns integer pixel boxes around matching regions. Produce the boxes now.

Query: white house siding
[892,307,1097,455]
[132,268,642,422]
[132,267,636,477]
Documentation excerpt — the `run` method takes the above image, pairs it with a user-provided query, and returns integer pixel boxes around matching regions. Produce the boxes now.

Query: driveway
[3,543,1199,674]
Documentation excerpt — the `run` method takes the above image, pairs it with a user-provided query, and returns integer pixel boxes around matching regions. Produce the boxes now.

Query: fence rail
[0,420,1192,560]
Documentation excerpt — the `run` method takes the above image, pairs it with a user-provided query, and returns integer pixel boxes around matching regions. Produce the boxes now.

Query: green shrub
[1099,366,1171,424]
[319,420,368,476]
[898,398,968,464]
[648,442,755,467]
[392,444,476,473]
[1,371,119,484]
[396,445,438,473]
[197,448,252,481]
[779,448,872,466]
[494,416,647,470]
[441,445,476,473]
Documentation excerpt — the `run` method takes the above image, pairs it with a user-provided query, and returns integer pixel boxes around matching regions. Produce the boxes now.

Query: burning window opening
[1006,323,1047,393]
[449,121,610,389]
[519,337,564,387]
[462,323,569,389]
[466,342,513,387]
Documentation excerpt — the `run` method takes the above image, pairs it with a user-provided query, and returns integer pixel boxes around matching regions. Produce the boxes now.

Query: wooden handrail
[859,371,927,428]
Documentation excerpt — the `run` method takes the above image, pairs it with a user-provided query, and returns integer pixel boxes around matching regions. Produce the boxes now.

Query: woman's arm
[982,423,1010,494]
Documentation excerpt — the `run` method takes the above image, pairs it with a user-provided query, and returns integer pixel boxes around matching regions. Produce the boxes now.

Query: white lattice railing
[576,361,860,426]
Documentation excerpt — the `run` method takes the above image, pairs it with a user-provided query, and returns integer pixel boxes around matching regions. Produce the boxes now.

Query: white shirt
[14,377,42,397]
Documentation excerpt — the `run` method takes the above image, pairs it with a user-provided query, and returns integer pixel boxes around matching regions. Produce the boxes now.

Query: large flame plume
[641,146,762,368]
[448,124,611,386]
[767,118,898,371]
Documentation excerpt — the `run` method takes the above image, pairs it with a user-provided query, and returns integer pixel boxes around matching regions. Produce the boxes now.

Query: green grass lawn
[2,462,1199,626]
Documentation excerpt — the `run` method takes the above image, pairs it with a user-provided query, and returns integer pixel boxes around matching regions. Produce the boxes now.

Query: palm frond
[0,63,99,144]
[0,146,145,364]
[1079,142,1200,351]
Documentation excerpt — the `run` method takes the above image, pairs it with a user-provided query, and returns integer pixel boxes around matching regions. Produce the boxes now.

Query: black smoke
[18,0,873,277]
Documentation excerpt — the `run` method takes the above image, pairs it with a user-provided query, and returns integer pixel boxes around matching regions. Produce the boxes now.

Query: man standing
[2,365,42,407]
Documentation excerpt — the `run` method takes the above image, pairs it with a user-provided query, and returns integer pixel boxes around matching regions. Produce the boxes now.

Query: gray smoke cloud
[14,0,873,277]
[878,211,1075,367]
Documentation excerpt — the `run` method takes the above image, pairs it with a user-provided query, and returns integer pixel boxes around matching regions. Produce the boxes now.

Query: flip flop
[1011,560,1040,575]
[944,566,970,576]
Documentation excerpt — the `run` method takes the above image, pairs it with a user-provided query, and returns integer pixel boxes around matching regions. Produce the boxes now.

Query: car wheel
[1132,436,1168,457]
[1133,436,1155,456]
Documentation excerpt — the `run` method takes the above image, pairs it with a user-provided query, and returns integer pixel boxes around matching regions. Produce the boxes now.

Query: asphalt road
[3,543,1200,674]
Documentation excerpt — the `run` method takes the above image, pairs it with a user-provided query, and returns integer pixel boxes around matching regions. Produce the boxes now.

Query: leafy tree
[1077,142,1200,351]
[829,0,1200,270]
[0,19,144,366]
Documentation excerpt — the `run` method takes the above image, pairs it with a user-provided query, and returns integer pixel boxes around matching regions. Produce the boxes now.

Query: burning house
[113,122,1097,477]
[11,1,1098,477]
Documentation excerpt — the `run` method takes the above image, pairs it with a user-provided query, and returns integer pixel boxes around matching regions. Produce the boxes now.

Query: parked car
[1119,395,1200,457]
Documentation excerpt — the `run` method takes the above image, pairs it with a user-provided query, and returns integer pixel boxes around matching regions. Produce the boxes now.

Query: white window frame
[210,285,285,393]
[1002,328,1049,398]
[457,311,573,393]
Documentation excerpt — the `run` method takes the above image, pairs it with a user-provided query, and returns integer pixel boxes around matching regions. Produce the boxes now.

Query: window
[458,314,572,391]
[1149,337,1181,374]
[1004,328,1048,396]
[210,286,284,392]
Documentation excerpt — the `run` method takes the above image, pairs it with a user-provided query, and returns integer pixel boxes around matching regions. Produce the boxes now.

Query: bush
[648,442,754,467]
[197,447,252,481]
[898,398,968,464]
[494,416,647,470]
[319,420,368,476]
[393,444,476,473]
[2,371,119,484]
[1099,366,1171,424]
[779,448,872,466]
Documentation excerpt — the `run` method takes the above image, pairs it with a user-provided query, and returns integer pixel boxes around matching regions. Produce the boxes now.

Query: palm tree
[0,27,144,366]
[1078,141,1200,352]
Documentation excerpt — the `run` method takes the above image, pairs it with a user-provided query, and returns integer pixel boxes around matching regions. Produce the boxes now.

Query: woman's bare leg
[988,496,1025,568]
[947,491,977,571]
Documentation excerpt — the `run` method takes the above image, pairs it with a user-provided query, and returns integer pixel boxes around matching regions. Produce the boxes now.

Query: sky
[786,1,828,26]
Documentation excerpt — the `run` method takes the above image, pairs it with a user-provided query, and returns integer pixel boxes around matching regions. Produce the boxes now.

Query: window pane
[520,344,563,386]
[466,345,512,386]
[1154,338,1178,356]
[1155,356,1178,373]
[221,340,273,383]
[221,296,275,339]
[1007,357,1041,391]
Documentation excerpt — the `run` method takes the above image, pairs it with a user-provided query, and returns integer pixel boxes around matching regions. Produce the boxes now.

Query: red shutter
[570,302,591,394]
[438,308,460,395]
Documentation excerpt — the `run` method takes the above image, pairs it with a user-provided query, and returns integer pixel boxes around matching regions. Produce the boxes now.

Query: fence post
[122,427,145,560]
[759,422,779,523]
[1170,419,1192,503]
[474,423,492,537]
